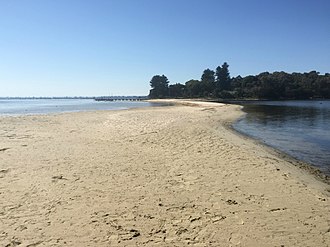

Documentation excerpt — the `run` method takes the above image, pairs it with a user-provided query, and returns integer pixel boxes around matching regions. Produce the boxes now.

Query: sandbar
[0,102,329,246]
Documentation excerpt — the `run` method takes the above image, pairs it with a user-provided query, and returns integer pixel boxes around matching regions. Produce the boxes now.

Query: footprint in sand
[0,169,10,178]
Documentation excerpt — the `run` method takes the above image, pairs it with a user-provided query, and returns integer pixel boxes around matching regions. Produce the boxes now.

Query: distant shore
[0,101,329,246]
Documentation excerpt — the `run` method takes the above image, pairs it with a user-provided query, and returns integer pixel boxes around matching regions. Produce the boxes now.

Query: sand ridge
[0,103,329,246]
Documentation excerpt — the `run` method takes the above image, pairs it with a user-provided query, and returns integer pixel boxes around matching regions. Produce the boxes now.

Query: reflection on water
[234,101,330,175]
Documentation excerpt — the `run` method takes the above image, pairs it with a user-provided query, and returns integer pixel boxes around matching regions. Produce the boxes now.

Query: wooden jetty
[94,96,148,102]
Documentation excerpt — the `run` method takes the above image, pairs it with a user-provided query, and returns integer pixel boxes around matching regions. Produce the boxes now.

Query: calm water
[0,99,161,115]
[234,100,330,175]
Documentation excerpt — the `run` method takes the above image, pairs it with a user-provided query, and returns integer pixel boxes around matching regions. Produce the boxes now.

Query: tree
[148,66,330,100]
[149,75,169,98]
[185,79,203,98]
[201,69,215,96]
[169,83,185,98]
[215,62,231,91]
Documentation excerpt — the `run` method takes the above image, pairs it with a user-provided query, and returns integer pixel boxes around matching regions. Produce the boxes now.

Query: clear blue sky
[1,0,329,96]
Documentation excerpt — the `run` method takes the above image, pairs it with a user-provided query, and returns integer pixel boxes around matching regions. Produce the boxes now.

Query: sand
[0,101,329,246]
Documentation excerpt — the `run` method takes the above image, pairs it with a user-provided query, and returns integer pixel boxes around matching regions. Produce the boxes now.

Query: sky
[0,0,329,97]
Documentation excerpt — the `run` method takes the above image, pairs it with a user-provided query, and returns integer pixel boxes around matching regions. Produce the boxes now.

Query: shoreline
[0,102,329,246]
[0,99,154,116]
[1,99,329,186]
[229,122,330,185]
[149,99,330,185]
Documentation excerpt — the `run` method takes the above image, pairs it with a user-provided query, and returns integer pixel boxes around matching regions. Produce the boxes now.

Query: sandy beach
[0,101,329,246]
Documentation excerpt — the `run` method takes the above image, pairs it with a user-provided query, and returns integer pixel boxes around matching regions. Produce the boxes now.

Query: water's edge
[228,106,329,185]
[0,99,169,116]
[1,99,329,184]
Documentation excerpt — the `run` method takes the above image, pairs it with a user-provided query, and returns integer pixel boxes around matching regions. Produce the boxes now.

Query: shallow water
[0,99,161,115]
[233,100,330,175]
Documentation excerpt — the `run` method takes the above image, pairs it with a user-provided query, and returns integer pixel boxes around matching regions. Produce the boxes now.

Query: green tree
[149,75,169,98]
[215,62,231,91]
[169,83,185,98]
[201,69,215,96]
[185,79,203,98]
[316,74,330,98]
[148,67,330,100]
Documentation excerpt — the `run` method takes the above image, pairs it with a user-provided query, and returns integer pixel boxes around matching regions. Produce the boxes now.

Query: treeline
[148,63,330,100]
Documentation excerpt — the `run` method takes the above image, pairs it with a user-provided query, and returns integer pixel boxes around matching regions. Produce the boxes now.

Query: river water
[233,100,330,175]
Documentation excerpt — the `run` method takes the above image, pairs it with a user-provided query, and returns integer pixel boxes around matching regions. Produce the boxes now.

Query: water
[233,100,330,175]
[0,98,162,116]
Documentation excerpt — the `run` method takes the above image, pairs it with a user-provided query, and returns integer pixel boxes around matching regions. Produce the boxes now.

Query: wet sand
[0,101,329,246]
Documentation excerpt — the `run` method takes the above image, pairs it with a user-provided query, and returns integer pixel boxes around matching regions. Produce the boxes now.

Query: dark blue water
[0,99,160,115]
[233,100,330,175]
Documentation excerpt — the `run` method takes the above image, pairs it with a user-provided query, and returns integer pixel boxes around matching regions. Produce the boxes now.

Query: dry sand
[0,101,329,246]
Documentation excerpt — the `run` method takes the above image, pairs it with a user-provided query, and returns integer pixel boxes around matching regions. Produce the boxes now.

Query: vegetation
[148,63,330,100]
[149,75,170,98]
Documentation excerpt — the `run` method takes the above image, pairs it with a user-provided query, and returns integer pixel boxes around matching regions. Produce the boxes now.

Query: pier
[94,96,148,102]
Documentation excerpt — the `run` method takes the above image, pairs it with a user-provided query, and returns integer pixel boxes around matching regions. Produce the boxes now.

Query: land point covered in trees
[149,63,330,100]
